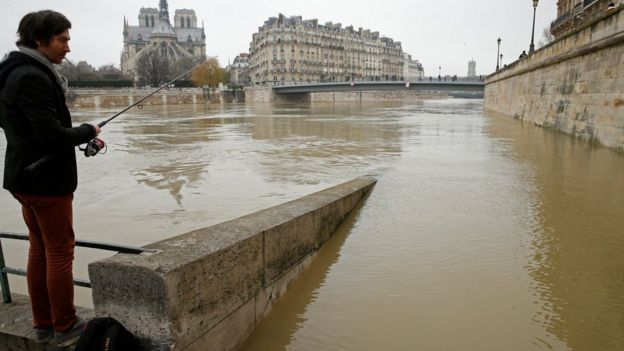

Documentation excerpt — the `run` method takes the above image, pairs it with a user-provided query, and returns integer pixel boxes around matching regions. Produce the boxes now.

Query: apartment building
[249,14,407,84]
[551,0,621,38]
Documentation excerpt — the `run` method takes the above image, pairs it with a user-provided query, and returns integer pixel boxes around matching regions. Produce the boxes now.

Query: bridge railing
[262,76,486,87]
[0,231,158,303]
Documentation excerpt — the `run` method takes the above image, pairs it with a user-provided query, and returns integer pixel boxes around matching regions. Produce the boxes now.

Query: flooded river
[1,100,623,350]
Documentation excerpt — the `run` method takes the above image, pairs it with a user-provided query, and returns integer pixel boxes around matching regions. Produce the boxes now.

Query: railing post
[0,239,12,303]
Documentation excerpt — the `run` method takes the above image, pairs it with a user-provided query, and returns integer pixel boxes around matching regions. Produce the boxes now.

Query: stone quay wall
[66,88,243,109]
[88,177,376,351]
[67,85,449,108]
[244,86,448,103]
[309,90,447,102]
[244,86,276,103]
[484,6,624,151]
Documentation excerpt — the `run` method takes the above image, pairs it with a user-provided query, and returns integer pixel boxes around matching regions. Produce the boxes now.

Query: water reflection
[113,102,409,202]
[486,112,624,350]
[134,162,206,205]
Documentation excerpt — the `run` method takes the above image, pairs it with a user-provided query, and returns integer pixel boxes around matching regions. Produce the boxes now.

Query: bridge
[272,81,485,98]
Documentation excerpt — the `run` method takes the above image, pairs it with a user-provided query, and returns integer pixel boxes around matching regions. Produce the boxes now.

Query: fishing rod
[25,60,208,172]
[98,62,206,129]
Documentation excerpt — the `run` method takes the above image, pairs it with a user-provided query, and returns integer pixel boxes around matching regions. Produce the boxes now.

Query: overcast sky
[0,0,558,76]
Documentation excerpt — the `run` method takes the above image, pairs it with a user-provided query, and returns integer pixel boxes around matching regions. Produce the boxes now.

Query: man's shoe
[34,327,54,343]
[55,317,87,347]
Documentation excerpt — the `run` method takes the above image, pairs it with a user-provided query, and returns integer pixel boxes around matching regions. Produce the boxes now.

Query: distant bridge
[272,81,485,98]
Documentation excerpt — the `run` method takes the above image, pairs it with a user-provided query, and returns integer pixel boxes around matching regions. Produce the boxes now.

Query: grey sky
[0,0,558,76]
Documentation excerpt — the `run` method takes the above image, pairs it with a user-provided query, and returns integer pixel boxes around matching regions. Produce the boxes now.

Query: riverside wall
[88,177,376,350]
[309,90,448,102]
[484,6,624,151]
[67,85,449,109]
[66,88,243,109]
[244,86,448,103]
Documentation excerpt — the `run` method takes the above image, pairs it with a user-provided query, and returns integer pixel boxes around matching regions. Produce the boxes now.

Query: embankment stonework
[244,86,275,103]
[66,88,243,109]
[66,88,203,109]
[67,85,448,108]
[484,7,624,151]
[244,86,447,103]
[309,90,447,102]
[89,177,376,350]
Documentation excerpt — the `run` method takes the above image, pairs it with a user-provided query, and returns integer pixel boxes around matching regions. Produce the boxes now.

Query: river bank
[65,86,450,109]
[484,6,624,152]
[65,87,243,109]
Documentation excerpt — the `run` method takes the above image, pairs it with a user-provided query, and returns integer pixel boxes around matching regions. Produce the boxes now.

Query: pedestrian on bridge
[0,10,100,347]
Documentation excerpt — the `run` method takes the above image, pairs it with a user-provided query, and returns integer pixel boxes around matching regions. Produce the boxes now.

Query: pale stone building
[121,0,206,78]
[551,0,622,38]
[248,14,408,84]
[227,53,250,85]
[403,53,424,81]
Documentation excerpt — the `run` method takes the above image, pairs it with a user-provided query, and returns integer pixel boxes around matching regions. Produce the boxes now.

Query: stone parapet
[88,177,376,350]
[485,7,624,151]
[66,88,204,109]
[66,88,244,109]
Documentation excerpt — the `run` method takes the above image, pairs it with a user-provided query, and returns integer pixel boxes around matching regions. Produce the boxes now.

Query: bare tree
[538,27,555,48]
[97,64,126,79]
[58,60,98,80]
[136,49,170,87]
[170,57,200,78]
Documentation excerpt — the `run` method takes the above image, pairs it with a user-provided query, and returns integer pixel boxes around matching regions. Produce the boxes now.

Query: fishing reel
[80,138,107,157]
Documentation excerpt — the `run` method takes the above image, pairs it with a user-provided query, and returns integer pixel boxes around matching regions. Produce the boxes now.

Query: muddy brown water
[1,100,623,350]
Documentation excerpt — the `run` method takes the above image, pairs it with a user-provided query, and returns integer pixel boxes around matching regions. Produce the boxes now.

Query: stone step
[0,293,93,351]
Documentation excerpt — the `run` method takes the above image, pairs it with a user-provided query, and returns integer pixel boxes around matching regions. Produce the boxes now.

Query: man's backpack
[74,317,139,351]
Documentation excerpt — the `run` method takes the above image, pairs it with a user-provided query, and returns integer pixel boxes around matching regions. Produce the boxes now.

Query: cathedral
[121,0,206,78]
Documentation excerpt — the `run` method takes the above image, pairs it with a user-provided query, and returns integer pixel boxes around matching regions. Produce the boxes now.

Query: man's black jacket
[0,51,96,195]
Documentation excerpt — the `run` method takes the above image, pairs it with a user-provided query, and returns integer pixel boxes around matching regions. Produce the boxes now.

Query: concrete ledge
[89,177,376,350]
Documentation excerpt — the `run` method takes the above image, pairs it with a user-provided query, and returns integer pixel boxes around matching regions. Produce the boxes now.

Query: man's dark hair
[16,10,71,49]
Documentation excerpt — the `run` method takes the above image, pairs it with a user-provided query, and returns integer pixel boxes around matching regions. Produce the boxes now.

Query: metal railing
[0,232,159,303]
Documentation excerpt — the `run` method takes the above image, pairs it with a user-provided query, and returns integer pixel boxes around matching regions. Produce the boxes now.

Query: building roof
[259,14,396,42]
[125,25,204,43]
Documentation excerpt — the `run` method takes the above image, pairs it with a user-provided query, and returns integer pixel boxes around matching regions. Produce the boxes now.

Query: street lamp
[500,54,503,68]
[496,38,501,71]
[529,0,539,54]
[438,66,441,78]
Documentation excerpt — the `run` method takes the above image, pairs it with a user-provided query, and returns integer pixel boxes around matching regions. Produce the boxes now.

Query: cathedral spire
[159,0,170,24]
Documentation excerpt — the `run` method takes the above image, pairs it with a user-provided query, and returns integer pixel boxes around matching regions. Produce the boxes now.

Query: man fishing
[0,10,100,347]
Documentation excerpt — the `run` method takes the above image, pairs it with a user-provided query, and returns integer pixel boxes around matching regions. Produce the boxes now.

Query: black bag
[74,317,139,351]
